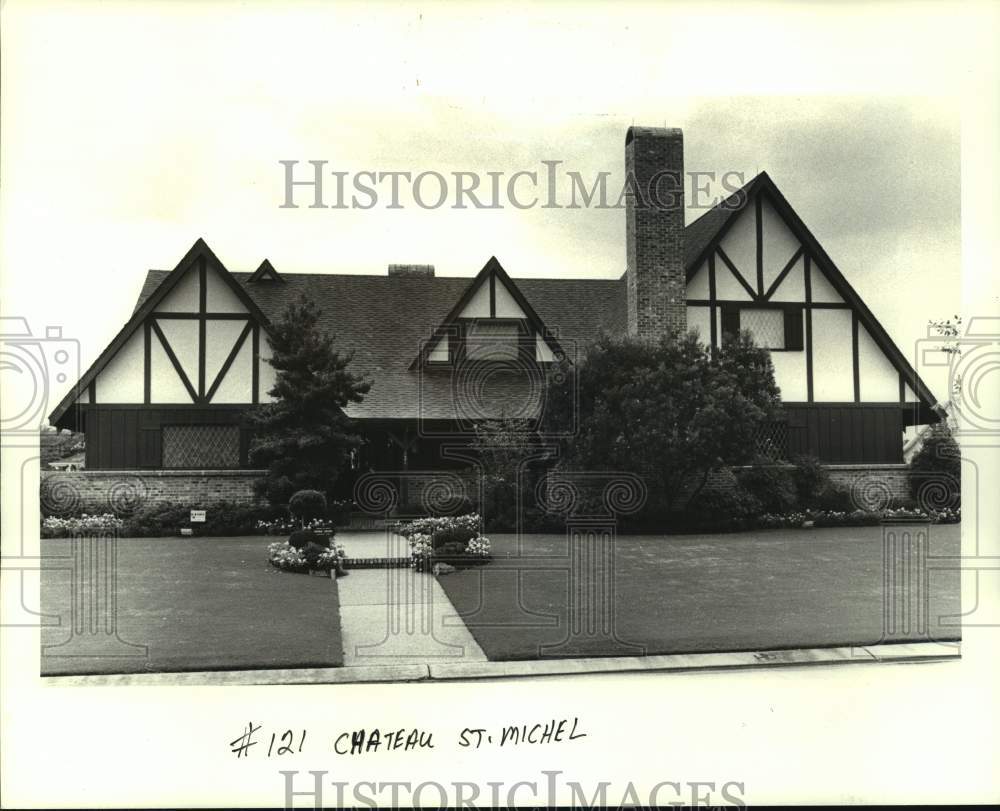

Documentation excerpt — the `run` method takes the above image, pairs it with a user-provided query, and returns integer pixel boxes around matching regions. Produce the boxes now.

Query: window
[162,425,241,469]
[462,320,526,362]
[721,305,804,351]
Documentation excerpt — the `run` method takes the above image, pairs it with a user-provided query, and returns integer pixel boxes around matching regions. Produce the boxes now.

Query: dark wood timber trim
[143,320,151,404]
[852,311,861,403]
[899,372,906,404]
[88,379,96,405]
[708,253,718,352]
[755,193,764,296]
[252,323,260,404]
[763,246,804,300]
[152,312,251,320]
[489,271,496,317]
[205,321,253,403]
[805,254,814,402]
[151,320,199,403]
[715,246,759,301]
[198,257,207,399]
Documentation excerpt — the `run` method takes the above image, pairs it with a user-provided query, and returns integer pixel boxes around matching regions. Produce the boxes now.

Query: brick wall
[40,469,266,516]
[625,126,687,341]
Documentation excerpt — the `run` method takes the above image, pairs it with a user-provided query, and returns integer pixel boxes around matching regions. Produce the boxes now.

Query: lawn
[437,524,962,661]
[40,536,343,676]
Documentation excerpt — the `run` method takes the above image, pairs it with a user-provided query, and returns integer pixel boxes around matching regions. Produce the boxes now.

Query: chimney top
[388,264,435,278]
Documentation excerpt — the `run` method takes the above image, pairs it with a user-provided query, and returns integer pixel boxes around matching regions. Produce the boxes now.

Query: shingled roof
[125,185,752,420]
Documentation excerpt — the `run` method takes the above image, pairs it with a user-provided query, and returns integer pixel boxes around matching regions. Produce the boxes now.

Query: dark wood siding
[785,404,904,463]
[81,405,254,469]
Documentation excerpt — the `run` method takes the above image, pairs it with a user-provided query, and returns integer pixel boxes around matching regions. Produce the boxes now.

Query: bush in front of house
[542,330,784,521]
[733,460,798,514]
[909,421,961,511]
[289,489,327,524]
[118,501,284,537]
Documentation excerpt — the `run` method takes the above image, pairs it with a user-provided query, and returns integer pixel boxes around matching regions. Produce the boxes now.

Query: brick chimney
[388,264,435,278]
[625,126,686,340]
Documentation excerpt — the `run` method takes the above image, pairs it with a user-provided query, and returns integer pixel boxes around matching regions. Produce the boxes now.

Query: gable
[414,256,565,368]
[683,174,939,413]
[49,239,274,427]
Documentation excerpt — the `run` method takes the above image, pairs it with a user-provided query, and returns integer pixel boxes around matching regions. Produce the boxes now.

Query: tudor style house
[48,127,941,498]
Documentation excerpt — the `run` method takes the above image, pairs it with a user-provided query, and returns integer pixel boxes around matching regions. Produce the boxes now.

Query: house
[46,127,941,507]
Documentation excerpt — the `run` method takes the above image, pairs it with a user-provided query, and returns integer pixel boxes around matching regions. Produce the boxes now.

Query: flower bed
[256,517,338,536]
[267,538,346,574]
[41,513,125,538]
[396,513,492,572]
[712,506,960,533]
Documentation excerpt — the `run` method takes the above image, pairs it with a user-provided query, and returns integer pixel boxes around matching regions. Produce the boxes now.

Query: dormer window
[463,320,526,362]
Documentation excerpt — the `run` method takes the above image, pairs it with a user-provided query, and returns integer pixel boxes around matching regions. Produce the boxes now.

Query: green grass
[41,536,343,676]
[437,524,962,661]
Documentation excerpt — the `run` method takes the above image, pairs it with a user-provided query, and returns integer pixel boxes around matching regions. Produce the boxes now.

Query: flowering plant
[400,513,491,571]
[267,539,346,574]
[41,513,125,538]
[256,516,338,535]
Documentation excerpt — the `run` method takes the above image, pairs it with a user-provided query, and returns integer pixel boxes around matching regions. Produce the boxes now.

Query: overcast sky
[1,2,976,408]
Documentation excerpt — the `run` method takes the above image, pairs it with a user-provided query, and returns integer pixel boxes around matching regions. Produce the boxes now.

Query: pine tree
[249,295,371,504]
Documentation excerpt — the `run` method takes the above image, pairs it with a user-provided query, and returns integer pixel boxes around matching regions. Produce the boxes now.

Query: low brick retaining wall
[40,469,266,515]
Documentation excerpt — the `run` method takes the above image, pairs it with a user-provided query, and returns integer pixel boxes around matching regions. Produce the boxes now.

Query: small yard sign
[190,510,206,523]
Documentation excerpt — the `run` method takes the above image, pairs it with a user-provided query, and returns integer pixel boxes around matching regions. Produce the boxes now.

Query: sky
[1,1,987,411]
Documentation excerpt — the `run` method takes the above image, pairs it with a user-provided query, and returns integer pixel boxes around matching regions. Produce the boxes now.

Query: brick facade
[625,126,687,340]
[40,469,266,516]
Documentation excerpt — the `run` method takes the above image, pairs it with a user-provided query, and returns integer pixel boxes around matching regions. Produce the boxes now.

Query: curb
[41,641,959,687]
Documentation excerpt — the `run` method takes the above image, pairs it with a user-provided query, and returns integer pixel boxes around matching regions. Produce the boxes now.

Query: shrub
[288,528,330,550]
[789,455,831,507]
[431,527,477,549]
[687,486,762,523]
[121,501,285,537]
[909,422,961,510]
[124,503,194,537]
[289,490,327,523]
[812,483,853,512]
[734,463,797,514]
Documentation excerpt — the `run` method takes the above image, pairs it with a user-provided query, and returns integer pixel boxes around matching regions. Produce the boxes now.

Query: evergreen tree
[249,295,370,504]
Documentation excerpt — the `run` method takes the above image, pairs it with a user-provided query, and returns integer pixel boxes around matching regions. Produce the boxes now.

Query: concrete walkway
[336,530,487,666]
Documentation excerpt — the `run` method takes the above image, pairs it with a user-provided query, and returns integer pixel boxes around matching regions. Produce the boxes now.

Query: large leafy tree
[542,329,782,513]
[249,295,370,504]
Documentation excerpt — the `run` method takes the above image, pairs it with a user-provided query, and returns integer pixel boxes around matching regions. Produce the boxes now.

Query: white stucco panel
[714,258,754,301]
[770,349,808,402]
[494,277,527,318]
[768,254,805,302]
[809,265,843,303]
[535,332,555,362]
[686,260,710,300]
[206,269,249,313]
[156,318,199,386]
[258,339,278,402]
[428,334,449,362]
[459,278,491,317]
[154,266,200,313]
[811,308,855,401]
[718,207,756,288]
[686,305,712,347]
[761,198,800,292]
[94,330,144,403]
[858,322,901,401]
[205,319,251,391]
[150,333,194,403]
[211,337,253,403]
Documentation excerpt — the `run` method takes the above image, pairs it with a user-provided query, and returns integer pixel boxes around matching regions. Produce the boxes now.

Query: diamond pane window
[162,425,241,469]
[740,308,786,349]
